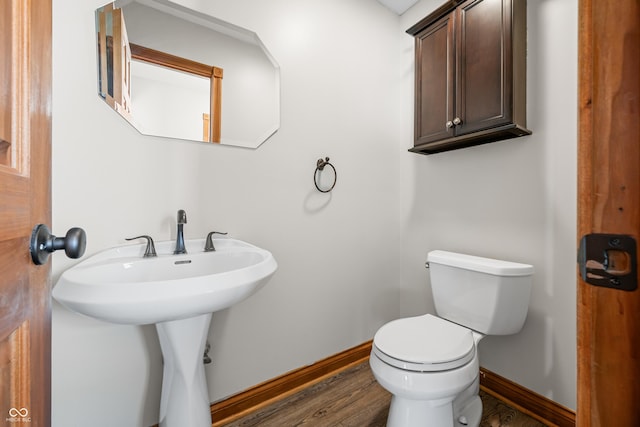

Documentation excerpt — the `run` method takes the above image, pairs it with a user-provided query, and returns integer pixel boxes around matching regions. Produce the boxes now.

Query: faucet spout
[174,210,187,254]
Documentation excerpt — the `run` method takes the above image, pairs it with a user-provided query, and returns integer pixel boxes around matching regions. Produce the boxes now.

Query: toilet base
[387,395,454,427]
[456,395,482,427]
[453,381,482,427]
[385,393,481,427]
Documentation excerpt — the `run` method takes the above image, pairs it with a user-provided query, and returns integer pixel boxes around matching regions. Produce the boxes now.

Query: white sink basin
[54,236,277,427]
[53,238,277,324]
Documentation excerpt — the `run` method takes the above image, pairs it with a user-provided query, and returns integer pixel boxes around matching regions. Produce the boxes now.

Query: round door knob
[30,224,87,265]
[453,117,462,125]
[446,120,454,128]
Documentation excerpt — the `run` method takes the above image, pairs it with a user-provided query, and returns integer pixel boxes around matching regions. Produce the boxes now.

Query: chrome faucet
[174,209,187,254]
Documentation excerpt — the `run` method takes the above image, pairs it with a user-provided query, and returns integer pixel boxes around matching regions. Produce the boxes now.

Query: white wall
[52,0,402,426]
[398,0,578,409]
[51,0,577,426]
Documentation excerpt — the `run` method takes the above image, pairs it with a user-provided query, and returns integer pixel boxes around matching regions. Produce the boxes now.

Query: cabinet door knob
[453,117,462,125]
[446,120,454,128]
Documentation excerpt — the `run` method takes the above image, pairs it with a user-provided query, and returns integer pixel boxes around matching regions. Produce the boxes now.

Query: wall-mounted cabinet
[408,0,530,155]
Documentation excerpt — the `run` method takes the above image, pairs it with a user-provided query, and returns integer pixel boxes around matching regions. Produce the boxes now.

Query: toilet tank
[427,250,533,335]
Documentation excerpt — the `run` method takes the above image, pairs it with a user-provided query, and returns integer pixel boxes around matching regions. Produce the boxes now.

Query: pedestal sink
[53,237,277,427]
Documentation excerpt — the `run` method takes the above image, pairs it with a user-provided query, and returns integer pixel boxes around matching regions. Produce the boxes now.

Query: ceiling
[375,0,420,14]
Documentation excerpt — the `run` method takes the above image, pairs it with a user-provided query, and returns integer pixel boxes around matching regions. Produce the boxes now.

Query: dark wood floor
[223,361,547,426]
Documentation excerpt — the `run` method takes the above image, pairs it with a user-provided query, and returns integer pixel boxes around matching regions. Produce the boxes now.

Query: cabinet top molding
[407,0,525,35]
[406,0,465,35]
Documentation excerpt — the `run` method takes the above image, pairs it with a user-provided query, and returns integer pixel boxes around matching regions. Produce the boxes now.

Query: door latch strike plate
[578,234,637,291]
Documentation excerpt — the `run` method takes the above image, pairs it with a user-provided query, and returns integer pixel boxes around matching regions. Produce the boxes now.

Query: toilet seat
[373,314,475,372]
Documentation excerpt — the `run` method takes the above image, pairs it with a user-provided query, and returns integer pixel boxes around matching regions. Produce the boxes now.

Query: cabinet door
[455,0,513,135]
[414,14,455,146]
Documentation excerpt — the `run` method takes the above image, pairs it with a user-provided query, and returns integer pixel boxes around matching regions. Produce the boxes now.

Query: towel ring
[314,157,336,193]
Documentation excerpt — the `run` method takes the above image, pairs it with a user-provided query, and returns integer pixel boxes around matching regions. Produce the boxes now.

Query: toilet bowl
[370,251,533,427]
[370,314,484,427]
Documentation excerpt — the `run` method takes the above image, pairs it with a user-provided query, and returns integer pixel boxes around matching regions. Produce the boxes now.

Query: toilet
[370,250,533,427]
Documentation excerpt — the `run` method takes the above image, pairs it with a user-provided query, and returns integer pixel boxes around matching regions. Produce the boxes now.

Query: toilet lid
[373,314,475,372]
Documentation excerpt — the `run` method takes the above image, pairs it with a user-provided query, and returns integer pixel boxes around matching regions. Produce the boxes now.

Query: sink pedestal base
[156,313,213,427]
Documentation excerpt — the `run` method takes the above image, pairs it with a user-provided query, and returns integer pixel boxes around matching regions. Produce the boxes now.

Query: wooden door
[110,8,132,116]
[0,1,52,426]
[413,14,455,146]
[577,0,640,425]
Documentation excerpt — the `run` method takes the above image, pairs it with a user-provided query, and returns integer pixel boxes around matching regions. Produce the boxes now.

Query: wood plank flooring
[222,361,547,426]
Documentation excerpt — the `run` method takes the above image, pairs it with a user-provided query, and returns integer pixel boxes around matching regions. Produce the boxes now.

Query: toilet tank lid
[427,250,533,276]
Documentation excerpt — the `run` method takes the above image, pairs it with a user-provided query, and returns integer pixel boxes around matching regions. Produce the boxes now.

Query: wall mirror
[95,0,280,148]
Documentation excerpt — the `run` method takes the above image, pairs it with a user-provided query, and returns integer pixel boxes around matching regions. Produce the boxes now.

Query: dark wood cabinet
[408,0,530,155]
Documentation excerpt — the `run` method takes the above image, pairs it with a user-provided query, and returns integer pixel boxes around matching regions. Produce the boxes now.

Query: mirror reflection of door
[96,3,222,143]
[96,3,132,118]
[129,43,223,143]
[95,1,280,148]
